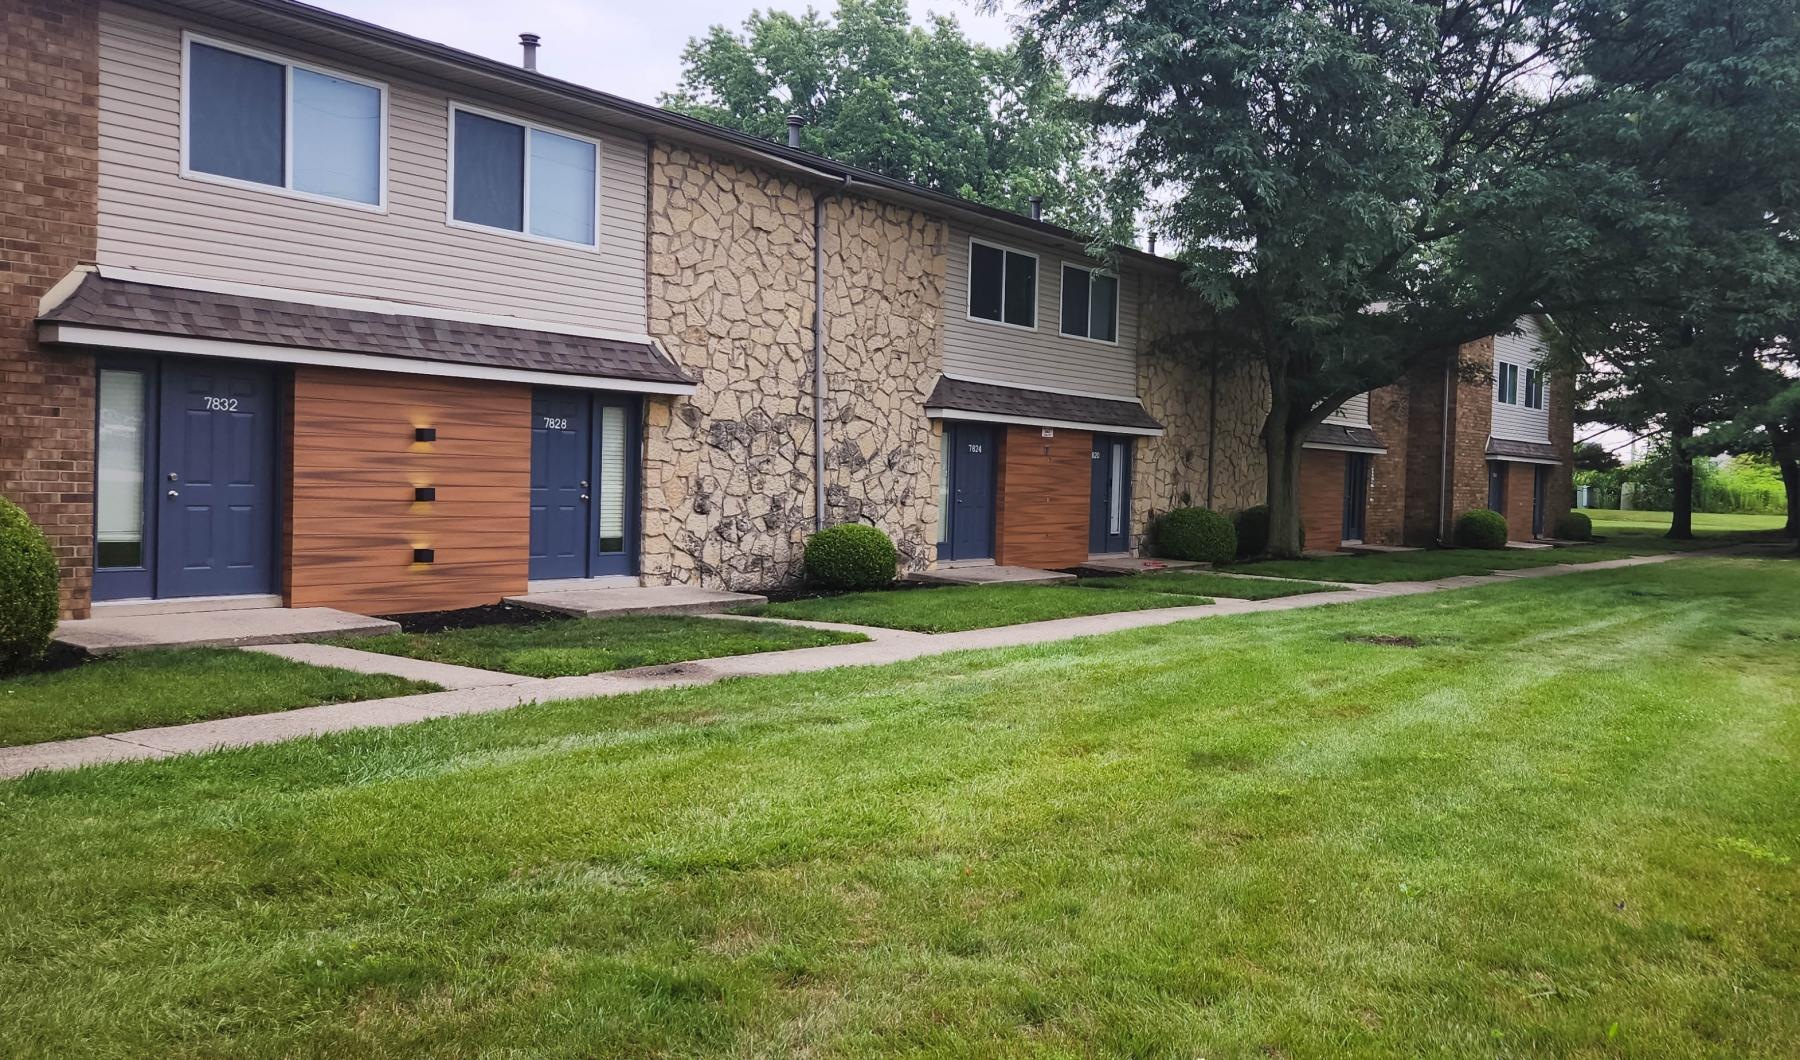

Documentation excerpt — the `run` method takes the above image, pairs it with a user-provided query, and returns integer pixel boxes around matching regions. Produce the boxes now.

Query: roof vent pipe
[1148,231,1158,254]
[1028,195,1043,221]
[786,114,805,149]
[519,33,540,71]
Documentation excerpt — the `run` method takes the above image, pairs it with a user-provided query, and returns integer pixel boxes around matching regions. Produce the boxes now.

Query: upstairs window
[1496,362,1520,404]
[184,36,384,207]
[1060,265,1119,342]
[967,239,1037,328]
[1524,367,1545,409]
[451,106,598,247]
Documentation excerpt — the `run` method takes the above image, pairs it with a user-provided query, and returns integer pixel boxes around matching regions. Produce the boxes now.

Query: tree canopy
[1020,0,1800,554]
[661,0,1112,226]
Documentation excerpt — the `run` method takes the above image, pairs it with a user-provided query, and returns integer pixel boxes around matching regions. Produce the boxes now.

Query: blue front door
[154,359,277,598]
[530,390,592,580]
[530,390,640,580]
[1089,434,1133,555]
[944,423,997,560]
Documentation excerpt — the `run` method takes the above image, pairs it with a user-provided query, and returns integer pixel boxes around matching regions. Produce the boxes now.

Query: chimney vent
[785,114,805,149]
[519,33,540,71]
[1148,231,1158,254]
[1028,195,1043,221]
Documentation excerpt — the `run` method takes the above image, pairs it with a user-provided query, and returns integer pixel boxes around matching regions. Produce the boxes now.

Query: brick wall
[1366,386,1408,545]
[0,0,100,618]
[1401,339,1496,545]
[1502,461,1536,540]
[1545,367,1575,532]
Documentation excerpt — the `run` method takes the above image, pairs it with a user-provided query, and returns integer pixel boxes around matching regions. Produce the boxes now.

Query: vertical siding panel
[95,2,649,335]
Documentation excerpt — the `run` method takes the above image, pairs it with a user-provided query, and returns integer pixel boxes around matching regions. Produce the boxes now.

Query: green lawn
[0,649,437,747]
[1579,507,1787,541]
[1226,544,1658,583]
[1076,570,1344,599]
[733,582,1204,632]
[333,615,868,678]
[3,556,1796,1055]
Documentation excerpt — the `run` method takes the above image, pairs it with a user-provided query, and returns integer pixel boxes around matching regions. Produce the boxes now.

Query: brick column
[0,0,100,617]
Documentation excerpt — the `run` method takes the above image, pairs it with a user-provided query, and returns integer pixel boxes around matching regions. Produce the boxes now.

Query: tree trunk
[1781,456,1799,539]
[1262,402,1307,558]
[1667,421,1695,540]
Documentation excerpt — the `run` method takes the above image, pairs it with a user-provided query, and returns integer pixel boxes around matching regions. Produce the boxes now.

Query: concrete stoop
[1338,543,1423,556]
[504,584,767,618]
[56,607,398,654]
[1077,556,1204,575]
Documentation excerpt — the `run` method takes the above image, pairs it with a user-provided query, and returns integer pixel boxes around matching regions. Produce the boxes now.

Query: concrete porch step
[503,585,767,618]
[906,565,1076,587]
[1339,543,1423,555]
[56,607,398,654]
[1078,556,1204,575]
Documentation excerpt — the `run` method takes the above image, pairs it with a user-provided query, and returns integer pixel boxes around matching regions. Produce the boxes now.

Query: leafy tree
[1574,441,1623,472]
[662,0,1112,225]
[1021,0,1800,555]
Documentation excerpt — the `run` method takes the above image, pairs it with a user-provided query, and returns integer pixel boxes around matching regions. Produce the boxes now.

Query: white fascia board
[1301,441,1388,455]
[1491,454,1562,466]
[39,324,697,396]
[925,406,1163,437]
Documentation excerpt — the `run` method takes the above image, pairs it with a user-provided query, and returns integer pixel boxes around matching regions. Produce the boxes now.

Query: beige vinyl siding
[1491,318,1552,443]
[95,2,649,335]
[1324,391,1371,426]
[942,225,1139,399]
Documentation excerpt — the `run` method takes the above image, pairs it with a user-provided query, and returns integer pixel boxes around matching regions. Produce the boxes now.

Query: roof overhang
[1486,437,1562,465]
[35,266,697,395]
[38,324,695,394]
[924,376,1164,436]
[1303,422,1387,455]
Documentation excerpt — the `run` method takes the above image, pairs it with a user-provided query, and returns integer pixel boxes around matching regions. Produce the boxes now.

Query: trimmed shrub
[804,523,898,590]
[1454,508,1510,550]
[1153,506,1237,564]
[1232,505,1270,559]
[0,496,59,674]
[1553,511,1593,541]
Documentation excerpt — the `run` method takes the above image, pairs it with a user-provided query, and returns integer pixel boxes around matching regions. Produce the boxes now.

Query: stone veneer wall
[642,144,943,589]
[0,0,99,618]
[1133,275,1268,539]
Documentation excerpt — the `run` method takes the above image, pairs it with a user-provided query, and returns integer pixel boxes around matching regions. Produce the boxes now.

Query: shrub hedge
[1232,505,1270,559]
[1454,508,1510,550]
[803,523,898,590]
[1553,511,1593,541]
[1154,507,1237,564]
[0,496,59,674]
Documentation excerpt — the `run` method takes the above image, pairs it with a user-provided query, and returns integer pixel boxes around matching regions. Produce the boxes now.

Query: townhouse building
[1,0,1568,622]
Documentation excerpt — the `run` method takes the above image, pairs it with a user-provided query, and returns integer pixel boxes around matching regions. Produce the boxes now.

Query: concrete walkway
[0,549,1722,780]
[56,607,397,654]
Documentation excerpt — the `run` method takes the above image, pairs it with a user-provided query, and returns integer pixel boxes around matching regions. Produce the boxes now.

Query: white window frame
[965,236,1039,331]
[1523,366,1545,410]
[446,101,604,251]
[1497,362,1520,405]
[1058,263,1121,345]
[179,31,389,213]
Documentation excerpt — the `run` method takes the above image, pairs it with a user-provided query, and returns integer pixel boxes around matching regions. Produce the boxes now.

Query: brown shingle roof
[1486,437,1562,463]
[1304,421,1387,452]
[39,273,693,386]
[925,376,1163,432]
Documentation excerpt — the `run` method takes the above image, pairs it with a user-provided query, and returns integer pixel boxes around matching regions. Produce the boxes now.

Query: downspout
[1437,358,1452,543]
[1205,356,1218,509]
[811,172,854,531]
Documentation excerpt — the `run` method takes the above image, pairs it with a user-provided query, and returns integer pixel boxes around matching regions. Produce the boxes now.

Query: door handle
[579,494,590,502]
[167,490,180,499]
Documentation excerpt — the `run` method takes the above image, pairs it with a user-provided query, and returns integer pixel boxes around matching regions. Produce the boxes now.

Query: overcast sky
[312,0,1019,106]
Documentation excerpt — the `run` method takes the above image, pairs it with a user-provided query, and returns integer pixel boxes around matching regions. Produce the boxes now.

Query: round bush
[1232,505,1270,559]
[803,523,898,590]
[1454,508,1510,550]
[1153,506,1238,564]
[0,496,59,675]
[1553,511,1593,541]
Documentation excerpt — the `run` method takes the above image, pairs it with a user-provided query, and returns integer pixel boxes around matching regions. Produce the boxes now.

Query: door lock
[166,472,178,481]
[580,480,589,488]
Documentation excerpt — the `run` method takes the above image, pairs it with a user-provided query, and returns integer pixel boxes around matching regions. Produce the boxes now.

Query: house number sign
[202,396,240,411]
[542,416,569,430]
